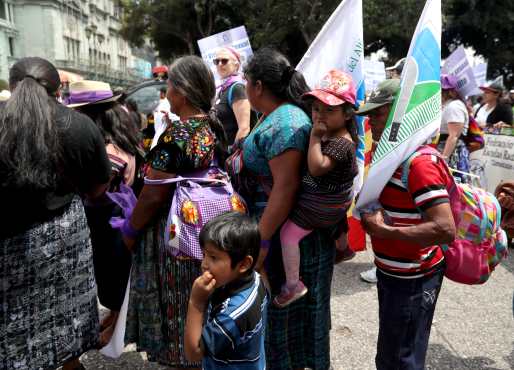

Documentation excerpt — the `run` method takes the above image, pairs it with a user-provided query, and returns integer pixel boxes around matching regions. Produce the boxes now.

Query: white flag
[296,0,366,194]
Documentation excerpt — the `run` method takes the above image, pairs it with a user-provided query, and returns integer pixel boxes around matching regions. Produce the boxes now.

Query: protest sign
[473,63,488,86]
[482,134,514,193]
[356,0,442,215]
[363,60,386,93]
[197,26,253,80]
[468,63,488,96]
[441,45,477,97]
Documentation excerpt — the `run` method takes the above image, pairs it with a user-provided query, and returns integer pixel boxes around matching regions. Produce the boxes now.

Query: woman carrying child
[276,69,358,307]
[235,48,338,370]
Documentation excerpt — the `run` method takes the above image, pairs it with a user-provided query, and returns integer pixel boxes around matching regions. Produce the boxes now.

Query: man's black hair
[159,87,167,95]
[199,212,260,269]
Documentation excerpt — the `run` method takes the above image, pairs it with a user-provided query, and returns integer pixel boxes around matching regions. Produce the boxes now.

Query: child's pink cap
[303,70,356,106]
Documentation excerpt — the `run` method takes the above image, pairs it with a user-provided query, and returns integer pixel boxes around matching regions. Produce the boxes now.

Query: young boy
[184,212,268,370]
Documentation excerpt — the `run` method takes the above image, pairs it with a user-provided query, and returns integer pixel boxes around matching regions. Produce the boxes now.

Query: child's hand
[190,271,217,309]
[311,120,327,138]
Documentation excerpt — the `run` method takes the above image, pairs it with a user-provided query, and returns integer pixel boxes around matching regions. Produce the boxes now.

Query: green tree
[444,0,514,87]
[363,0,424,62]
[120,0,238,61]
[241,0,340,63]
[120,0,514,87]
[120,0,341,64]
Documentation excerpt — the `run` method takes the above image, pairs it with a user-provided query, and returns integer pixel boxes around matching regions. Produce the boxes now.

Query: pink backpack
[402,146,508,284]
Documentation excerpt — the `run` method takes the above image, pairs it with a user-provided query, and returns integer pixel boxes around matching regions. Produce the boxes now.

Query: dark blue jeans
[375,267,445,370]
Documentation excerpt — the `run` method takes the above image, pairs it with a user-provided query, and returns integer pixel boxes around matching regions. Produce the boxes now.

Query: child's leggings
[280,219,312,288]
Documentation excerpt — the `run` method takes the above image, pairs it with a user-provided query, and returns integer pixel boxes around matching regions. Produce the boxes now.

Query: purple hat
[67,80,120,108]
[441,74,459,90]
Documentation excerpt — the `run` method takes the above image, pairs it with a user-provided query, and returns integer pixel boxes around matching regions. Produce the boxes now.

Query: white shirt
[151,98,178,150]
[440,99,469,135]
[470,104,493,161]
[475,104,493,128]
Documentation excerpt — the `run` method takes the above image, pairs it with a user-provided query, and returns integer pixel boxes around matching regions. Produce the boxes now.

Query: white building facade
[0,0,153,87]
[0,0,17,82]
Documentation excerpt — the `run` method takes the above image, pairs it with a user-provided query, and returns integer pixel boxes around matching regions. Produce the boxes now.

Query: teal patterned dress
[125,117,216,368]
[242,104,336,370]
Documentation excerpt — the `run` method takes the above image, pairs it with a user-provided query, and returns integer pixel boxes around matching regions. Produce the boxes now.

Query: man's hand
[190,271,217,310]
[361,209,391,239]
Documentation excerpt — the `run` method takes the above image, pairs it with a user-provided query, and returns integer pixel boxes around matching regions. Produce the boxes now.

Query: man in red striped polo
[357,79,456,370]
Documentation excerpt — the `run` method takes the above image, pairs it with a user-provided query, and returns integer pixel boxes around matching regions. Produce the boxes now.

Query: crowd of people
[0,46,512,370]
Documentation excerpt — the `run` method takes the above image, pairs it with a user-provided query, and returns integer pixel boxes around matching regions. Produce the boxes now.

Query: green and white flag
[355,0,441,214]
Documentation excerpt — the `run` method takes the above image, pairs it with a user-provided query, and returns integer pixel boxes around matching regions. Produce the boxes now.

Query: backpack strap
[144,165,229,186]
[400,146,441,189]
[400,146,462,209]
[228,82,244,107]
[144,176,227,186]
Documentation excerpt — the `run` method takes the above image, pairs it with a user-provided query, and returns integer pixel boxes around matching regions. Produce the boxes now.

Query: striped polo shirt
[371,147,453,278]
[202,271,268,370]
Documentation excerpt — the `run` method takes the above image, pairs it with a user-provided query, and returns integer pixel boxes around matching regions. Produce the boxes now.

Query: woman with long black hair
[123,55,227,368]
[0,58,111,370]
[70,81,142,347]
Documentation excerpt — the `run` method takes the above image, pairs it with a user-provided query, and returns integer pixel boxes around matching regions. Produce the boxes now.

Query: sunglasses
[213,58,229,66]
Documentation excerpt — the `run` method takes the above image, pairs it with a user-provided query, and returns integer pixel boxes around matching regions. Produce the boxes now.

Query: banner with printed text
[197,26,253,82]
[441,45,477,97]
[363,60,386,93]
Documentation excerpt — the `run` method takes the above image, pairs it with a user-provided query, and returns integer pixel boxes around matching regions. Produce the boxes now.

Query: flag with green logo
[355,0,441,214]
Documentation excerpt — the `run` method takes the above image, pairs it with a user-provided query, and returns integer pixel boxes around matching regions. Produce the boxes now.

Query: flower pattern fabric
[149,117,216,173]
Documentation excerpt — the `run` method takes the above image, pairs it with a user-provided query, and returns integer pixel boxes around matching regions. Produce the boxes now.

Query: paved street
[81,249,514,370]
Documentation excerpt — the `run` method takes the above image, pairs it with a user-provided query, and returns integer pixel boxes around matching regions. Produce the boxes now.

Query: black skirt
[85,202,132,311]
[0,197,99,370]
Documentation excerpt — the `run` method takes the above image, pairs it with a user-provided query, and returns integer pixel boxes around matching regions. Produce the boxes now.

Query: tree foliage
[363,0,424,60]
[120,0,238,60]
[443,0,514,86]
[120,0,514,86]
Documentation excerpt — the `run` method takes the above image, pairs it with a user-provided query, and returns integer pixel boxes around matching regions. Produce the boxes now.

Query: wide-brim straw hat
[67,80,121,108]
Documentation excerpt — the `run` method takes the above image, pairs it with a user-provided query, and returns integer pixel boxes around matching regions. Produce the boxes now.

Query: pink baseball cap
[303,70,356,106]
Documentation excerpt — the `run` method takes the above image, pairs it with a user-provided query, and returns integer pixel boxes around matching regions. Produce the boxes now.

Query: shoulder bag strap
[228,82,244,107]
[144,176,227,186]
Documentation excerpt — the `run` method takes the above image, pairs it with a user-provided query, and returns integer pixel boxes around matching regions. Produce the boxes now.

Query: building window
[75,40,80,61]
[0,1,6,20]
[118,55,127,72]
[8,37,14,57]
[114,3,121,18]
[7,3,13,23]
[64,37,80,61]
